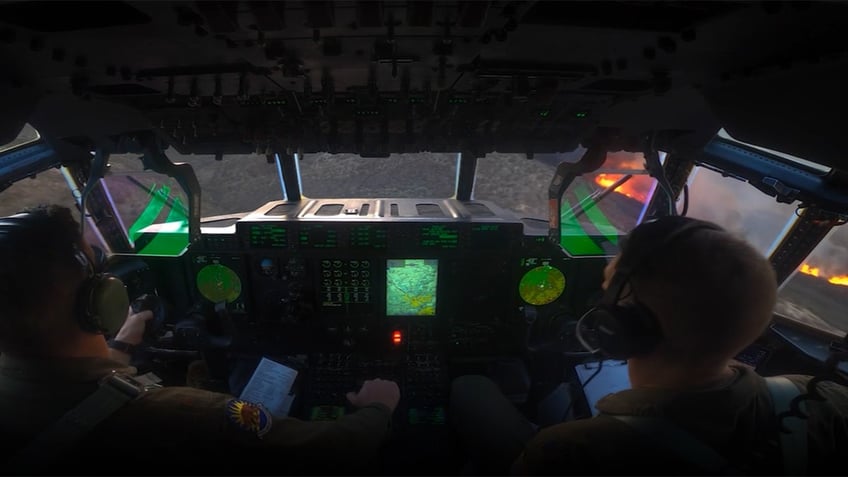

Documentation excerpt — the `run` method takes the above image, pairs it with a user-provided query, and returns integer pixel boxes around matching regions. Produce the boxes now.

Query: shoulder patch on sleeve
[227,399,272,437]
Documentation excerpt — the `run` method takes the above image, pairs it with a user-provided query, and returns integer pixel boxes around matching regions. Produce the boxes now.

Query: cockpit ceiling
[0,1,847,168]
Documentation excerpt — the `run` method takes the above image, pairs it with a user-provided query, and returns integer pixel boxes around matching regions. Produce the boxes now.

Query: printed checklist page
[239,357,298,418]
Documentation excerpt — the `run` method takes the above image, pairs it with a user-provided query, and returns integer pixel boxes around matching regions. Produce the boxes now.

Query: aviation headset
[579,216,724,360]
[0,211,129,335]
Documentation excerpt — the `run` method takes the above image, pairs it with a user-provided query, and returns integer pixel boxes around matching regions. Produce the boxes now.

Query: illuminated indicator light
[539,110,551,118]
[392,330,403,345]
[575,111,588,118]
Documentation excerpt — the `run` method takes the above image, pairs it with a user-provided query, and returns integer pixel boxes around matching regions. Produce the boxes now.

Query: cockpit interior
[1,1,847,474]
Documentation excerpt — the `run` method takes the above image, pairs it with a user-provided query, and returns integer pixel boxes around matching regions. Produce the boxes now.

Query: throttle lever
[131,293,166,344]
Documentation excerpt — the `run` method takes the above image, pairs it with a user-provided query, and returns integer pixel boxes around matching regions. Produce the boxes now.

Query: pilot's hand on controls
[114,307,154,346]
[346,378,400,412]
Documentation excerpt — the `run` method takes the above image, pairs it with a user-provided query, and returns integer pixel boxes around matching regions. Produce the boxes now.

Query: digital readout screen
[386,259,438,316]
[349,225,388,249]
[298,224,339,249]
[248,224,288,249]
[419,224,459,249]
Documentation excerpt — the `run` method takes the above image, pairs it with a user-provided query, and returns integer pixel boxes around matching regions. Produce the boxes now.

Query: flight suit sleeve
[98,386,393,472]
[509,418,642,475]
[257,404,393,467]
[200,391,394,470]
[511,426,581,475]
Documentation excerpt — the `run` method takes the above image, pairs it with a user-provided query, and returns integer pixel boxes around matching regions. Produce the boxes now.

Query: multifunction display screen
[386,259,438,316]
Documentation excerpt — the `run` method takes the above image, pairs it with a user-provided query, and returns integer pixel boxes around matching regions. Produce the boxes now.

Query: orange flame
[798,263,848,287]
[594,174,651,203]
[799,263,820,277]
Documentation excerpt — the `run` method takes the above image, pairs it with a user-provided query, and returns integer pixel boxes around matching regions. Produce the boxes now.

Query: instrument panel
[178,199,606,356]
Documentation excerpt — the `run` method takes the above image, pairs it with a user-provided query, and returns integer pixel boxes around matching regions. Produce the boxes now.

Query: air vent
[0,1,151,32]
[316,204,344,216]
[359,204,371,216]
[416,203,445,217]
[390,204,399,217]
[266,204,298,216]
[465,203,495,217]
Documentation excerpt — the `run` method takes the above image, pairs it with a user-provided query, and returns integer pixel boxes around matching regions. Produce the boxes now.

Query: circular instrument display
[196,264,242,303]
[519,265,566,306]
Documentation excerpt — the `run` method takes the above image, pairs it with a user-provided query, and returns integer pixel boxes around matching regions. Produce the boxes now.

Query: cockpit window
[102,155,190,256]
[0,123,40,154]
[0,168,76,217]
[685,165,798,254]
[777,225,848,336]
[166,151,284,217]
[298,153,457,198]
[475,150,584,221]
[558,152,660,257]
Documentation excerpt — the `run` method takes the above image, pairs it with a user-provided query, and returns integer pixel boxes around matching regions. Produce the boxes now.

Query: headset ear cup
[595,303,662,360]
[594,307,632,359]
[78,275,129,334]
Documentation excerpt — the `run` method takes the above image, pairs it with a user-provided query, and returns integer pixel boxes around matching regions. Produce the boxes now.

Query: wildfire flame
[592,152,655,203]
[799,263,848,287]
[594,174,651,203]
[799,263,820,277]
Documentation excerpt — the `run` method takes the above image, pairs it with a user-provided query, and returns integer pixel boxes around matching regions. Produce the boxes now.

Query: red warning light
[392,330,403,346]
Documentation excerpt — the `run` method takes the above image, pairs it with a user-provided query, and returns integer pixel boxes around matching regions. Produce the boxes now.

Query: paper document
[239,357,298,418]
[575,360,630,416]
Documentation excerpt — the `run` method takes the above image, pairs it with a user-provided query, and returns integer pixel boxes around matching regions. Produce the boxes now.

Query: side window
[685,165,797,254]
[777,225,848,336]
[475,150,585,220]
[103,155,190,256]
[167,151,283,217]
[1,124,75,216]
[557,152,661,257]
[0,168,77,217]
[0,123,40,153]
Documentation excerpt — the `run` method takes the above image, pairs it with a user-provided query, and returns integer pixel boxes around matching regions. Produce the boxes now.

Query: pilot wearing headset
[451,216,848,475]
[0,205,400,474]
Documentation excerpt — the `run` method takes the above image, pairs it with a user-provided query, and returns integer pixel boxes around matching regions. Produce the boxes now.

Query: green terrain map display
[386,259,438,316]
